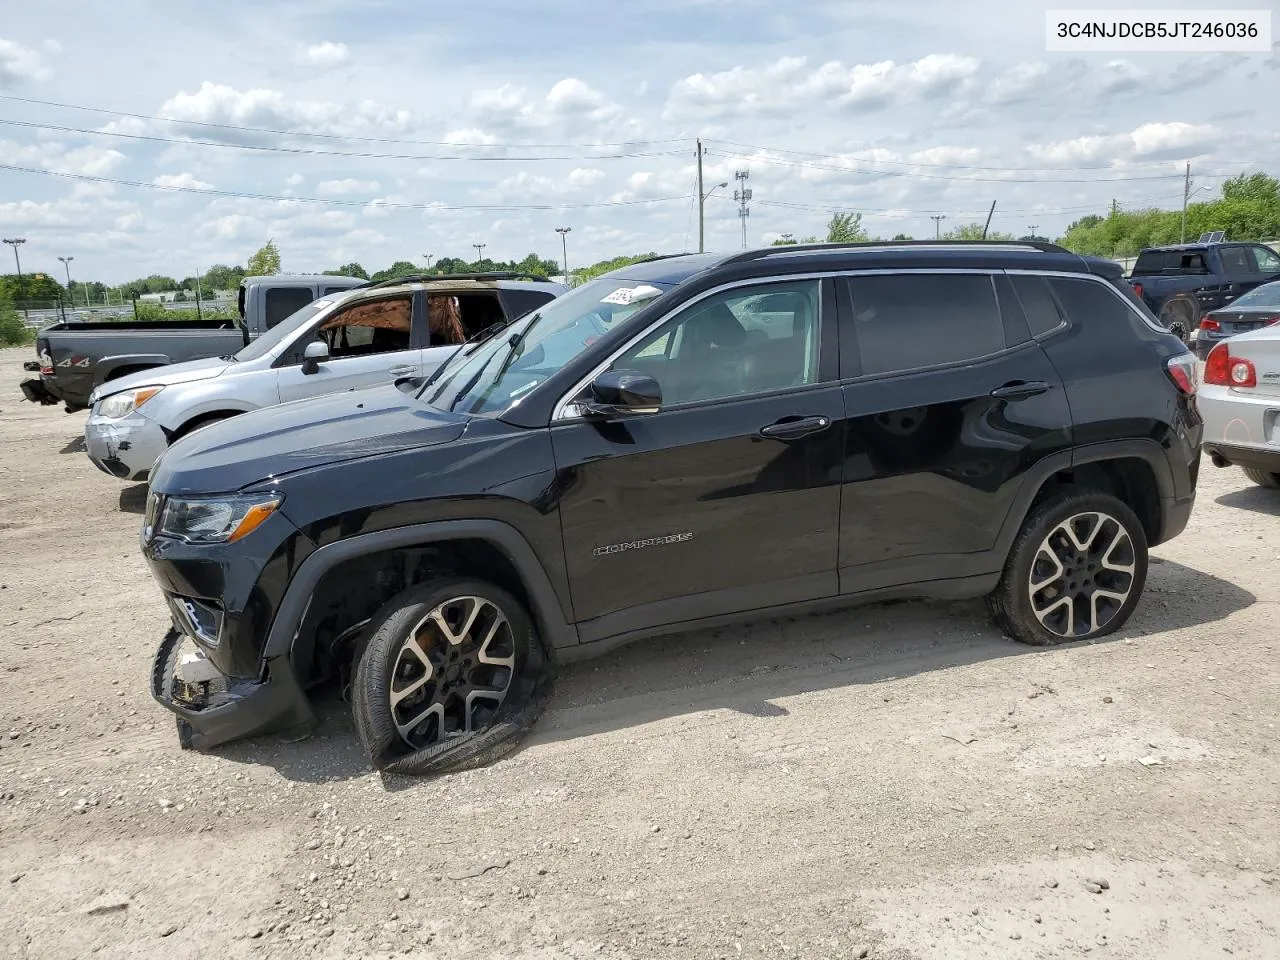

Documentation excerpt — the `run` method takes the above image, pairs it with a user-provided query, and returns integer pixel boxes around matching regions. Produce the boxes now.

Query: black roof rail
[357,271,557,290]
[718,239,1072,267]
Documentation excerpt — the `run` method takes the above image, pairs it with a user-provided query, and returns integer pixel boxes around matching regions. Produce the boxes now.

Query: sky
[0,0,1277,283]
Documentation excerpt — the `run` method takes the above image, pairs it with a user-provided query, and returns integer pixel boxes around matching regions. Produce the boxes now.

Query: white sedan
[1200,325,1280,487]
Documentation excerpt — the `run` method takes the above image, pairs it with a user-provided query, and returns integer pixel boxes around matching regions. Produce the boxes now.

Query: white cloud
[0,138,126,176]
[316,178,380,195]
[442,128,499,146]
[114,211,143,231]
[663,54,981,120]
[987,62,1052,104]
[297,41,349,69]
[157,82,413,141]
[152,172,214,190]
[0,38,52,86]
[567,167,606,187]
[1025,122,1218,166]
[285,173,304,187]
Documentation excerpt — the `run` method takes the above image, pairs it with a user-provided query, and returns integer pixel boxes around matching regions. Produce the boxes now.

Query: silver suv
[83,273,566,481]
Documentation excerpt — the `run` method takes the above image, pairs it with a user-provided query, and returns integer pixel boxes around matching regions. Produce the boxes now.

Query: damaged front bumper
[84,411,168,481]
[151,628,316,750]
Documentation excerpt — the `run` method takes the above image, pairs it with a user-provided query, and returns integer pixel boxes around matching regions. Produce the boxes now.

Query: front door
[836,271,1073,592]
[552,278,845,643]
[276,292,425,402]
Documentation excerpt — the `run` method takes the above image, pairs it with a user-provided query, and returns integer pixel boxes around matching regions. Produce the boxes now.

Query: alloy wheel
[1027,511,1136,639]
[387,596,516,749]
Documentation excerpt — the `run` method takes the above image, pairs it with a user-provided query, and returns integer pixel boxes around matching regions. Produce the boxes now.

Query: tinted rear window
[1218,246,1254,276]
[844,273,1003,375]
[1049,277,1147,332]
[1132,251,1168,275]
[265,287,317,329]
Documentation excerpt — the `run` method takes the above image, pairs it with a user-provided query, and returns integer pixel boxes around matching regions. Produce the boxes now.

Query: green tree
[324,262,369,280]
[203,264,247,291]
[572,253,659,285]
[890,233,914,241]
[369,260,421,282]
[0,300,32,346]
[0,272,63,303]
[826,212,869,243]
[942,223,1015,241]
[247,240,282,276]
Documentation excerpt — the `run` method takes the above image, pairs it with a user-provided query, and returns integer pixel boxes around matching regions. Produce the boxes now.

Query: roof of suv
[356,272,567,295]
[606,241,1118,288]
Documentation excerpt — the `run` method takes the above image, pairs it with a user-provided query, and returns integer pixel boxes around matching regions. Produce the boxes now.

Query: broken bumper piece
[20,378,58,405]
[151,628,316,750]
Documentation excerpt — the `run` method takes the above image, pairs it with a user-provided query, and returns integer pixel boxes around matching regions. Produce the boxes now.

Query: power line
[0,118,688,163]
[0,163,693,211]
[746,194,1185,218]
[703,148,1238,184]
[704,137,1226,173]
[0,93,693,150]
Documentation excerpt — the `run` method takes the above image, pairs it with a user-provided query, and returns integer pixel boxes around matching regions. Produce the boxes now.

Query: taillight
[1200,315,1221,331]
[1204,343,1257,388]
[1132,283,1144,299]
[1165,353,1198,395]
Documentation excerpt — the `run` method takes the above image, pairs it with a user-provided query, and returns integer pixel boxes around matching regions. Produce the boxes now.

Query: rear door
[276,292,427,402]
[836,270,1072,592]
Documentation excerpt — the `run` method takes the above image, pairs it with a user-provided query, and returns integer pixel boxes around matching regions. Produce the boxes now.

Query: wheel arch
[96,354,172,384]
[263,520,579,676]
[997,441,1175,564]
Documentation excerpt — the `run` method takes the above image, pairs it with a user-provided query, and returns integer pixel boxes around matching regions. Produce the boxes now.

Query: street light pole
[555,227,571,284]
[472,243,486,268]
[423,254,433,271]
[57,256,75,311]
[4,238,28,322]
[930,215,947,239]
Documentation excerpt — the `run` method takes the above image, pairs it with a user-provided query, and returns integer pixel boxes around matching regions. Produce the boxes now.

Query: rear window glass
[1049,277,1148,332]
[1010,275,1066,338]
[265,287,317,329]
[844,273,1004,375]
[1132,251,1168,275]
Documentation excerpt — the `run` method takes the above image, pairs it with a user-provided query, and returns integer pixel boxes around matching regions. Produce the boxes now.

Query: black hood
[149,385,470,496]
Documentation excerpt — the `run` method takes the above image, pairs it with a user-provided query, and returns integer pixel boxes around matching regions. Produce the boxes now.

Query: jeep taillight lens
[1165,353,1198,395]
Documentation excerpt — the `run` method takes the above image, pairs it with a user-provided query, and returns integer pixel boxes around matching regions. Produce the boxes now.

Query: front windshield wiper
[218,355,238,362]
[418,312,541,394]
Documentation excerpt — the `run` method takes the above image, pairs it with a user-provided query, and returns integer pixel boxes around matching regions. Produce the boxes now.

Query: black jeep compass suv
[142,241,1202,771]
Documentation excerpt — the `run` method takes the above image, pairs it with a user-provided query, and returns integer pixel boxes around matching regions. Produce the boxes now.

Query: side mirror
[301,339,329,375]
[582,370,662,418]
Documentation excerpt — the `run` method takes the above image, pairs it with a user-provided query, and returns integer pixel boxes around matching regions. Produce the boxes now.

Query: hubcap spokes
[388,596,516,749]
[1028,512,1136,638]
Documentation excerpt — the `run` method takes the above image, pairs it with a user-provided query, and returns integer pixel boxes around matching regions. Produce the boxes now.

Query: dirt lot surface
[1,344,1278,959]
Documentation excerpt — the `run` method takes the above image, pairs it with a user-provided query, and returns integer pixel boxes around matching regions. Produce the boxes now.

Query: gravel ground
[1,344,1278,959]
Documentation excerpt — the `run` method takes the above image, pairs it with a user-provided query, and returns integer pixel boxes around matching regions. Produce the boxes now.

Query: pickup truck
[1127,242,1280,342]
[20,274,365,411]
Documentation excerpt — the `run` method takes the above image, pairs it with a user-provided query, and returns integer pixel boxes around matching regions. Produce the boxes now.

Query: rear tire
[1242,467,1280,489]
[988,490,1149,646]
[1159,295,1199,343]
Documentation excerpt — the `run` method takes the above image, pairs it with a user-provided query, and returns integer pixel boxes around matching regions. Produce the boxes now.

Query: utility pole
[4,237,28,322]
[733,170,752,250]
[981,201,997,240]
[696,139,704,254]
[472,243,486,268]
[930,215,946,239]
[194,267,204,321]
[1180,161,1191,243]
[555,227,571,284]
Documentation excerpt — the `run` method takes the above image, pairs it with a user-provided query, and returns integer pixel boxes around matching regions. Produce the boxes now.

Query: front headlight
[157,492,283,544]
[97,386,164,419]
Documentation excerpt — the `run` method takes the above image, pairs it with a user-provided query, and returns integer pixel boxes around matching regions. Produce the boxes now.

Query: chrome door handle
[388,364,416,377]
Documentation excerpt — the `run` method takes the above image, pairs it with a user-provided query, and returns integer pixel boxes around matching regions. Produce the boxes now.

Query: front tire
[988,491,1148,646]
[1242,467,1280,489]
[352,578,532,769]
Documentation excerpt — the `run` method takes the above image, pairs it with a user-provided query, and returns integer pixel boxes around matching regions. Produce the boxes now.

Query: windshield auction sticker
[1046,10,1271,51]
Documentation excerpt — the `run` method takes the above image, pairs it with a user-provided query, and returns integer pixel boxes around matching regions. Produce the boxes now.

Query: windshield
[233,297,343,362]
[1233,280,1280,309]
[422,276,673,417]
